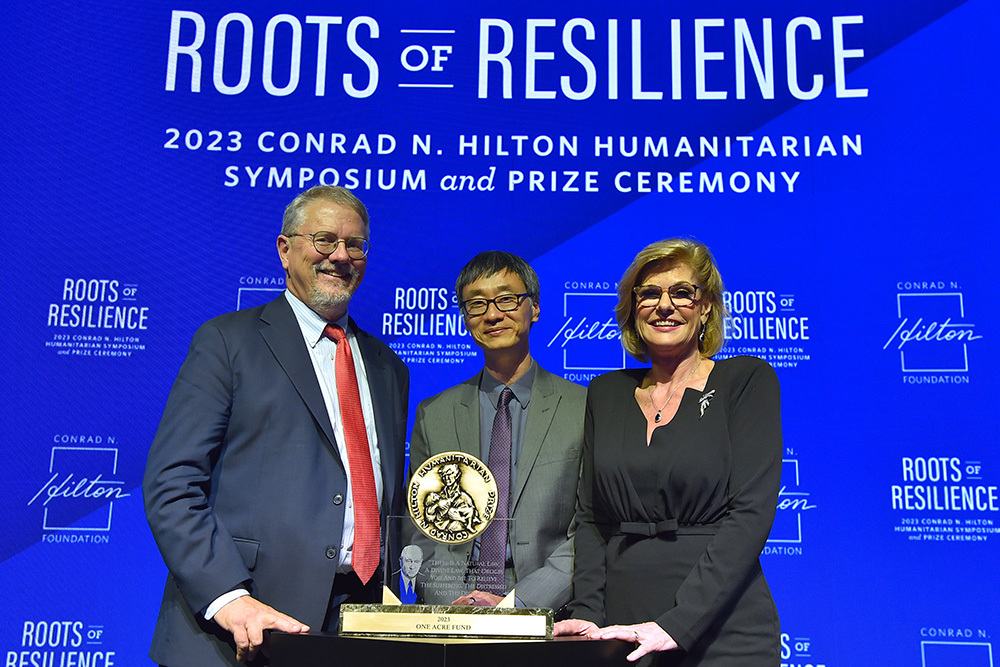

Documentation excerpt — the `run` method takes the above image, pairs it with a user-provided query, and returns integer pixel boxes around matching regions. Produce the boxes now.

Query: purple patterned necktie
[478,386,513,595]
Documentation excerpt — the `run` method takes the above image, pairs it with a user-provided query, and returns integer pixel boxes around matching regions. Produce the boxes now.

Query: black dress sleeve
[565,384,608,625]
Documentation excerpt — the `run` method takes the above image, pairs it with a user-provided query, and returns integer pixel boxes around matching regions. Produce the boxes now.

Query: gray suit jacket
[408,365,585,609]
[143,295,408,666]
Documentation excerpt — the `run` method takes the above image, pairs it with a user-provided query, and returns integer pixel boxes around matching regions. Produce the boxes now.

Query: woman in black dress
[555,239,782,666]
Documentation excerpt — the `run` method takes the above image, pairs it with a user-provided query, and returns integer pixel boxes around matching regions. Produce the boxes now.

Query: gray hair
[281,186,370,237]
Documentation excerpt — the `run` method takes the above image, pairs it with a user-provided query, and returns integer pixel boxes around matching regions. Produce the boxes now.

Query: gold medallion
[407,452,498,544]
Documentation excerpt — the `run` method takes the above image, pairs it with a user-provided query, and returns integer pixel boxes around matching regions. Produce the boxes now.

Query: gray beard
[305,263,360,319]
[306,286,351,316]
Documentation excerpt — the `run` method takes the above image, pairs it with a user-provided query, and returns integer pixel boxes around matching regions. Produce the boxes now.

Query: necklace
[648,358,702,423]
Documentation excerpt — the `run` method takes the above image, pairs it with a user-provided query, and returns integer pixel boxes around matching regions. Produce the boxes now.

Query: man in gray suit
[144,186,408,666]
[408,251,585,611]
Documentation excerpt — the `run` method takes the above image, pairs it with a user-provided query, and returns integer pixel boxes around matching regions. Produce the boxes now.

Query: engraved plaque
[340,603,552,640]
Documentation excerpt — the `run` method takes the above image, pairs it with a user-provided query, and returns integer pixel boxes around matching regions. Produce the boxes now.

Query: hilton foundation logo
[237,276,284,310]
[884,283,982,383]
[546,287,623,378]
[764,458,816,555]
[919,627,993,667]
[29,444,130,536]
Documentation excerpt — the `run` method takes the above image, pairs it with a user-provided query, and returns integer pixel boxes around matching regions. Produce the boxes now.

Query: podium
[269,634,632,667]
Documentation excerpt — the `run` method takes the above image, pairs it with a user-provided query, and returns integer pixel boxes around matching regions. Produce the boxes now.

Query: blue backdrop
[2,1,997,665]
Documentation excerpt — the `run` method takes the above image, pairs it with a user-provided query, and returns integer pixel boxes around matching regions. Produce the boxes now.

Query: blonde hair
[615,239,728,361]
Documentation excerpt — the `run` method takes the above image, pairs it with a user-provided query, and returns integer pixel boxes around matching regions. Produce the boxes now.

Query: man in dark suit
[143,186,408,666]
[409,251,585,611]
[394,544,428,604]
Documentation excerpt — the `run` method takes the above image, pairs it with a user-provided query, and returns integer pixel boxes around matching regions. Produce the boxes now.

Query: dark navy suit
[143,295,408,666]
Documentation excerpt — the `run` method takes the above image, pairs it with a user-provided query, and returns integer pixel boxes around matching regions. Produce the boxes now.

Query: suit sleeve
[565,389,607,625]
[142,322,250,615]
[514,387,584,610]
[512,529,574,610]
[655,360,782,650]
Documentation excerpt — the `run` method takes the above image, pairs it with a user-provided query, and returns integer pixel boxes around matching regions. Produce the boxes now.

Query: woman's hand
[450,590,504,606]
[553,619,601,639]
[595,621,678,661]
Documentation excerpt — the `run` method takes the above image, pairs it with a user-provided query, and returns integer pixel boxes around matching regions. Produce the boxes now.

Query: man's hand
[451,590,505,606]
[213,596,310,663]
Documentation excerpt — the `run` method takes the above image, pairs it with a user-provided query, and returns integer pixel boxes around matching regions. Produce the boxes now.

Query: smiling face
[461,269,539,359]
[633,261,711,360]
[277,198,366,321]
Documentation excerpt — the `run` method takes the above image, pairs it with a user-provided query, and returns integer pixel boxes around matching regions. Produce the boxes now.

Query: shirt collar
[480,359,536,410]
[284,289,350,347]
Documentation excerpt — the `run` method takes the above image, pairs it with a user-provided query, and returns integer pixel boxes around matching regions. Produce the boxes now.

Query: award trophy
[339,452,552,640]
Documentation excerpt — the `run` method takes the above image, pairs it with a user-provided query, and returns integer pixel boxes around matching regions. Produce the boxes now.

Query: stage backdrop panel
[1,1,996,665]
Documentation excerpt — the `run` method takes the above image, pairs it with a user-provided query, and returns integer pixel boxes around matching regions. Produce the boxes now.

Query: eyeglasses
[632,283,702,308]
[461,293,530,316]
[286,232,370,259]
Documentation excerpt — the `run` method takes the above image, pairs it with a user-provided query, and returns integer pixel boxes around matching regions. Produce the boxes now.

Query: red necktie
[324,324,380,584]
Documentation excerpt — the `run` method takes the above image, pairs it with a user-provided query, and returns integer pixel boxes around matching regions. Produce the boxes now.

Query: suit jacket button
[333,494,344,505]
[325,547,337,559]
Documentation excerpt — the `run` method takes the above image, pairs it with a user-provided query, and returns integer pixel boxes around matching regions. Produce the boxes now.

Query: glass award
[339,452,552,640]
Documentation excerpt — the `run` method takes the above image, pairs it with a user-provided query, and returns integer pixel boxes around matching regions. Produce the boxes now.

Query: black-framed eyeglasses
[632,282,702,308]
[286,232,370,259]
[461,293,530,316]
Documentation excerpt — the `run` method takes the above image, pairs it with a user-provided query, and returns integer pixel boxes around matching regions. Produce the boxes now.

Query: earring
[699,323,706,343]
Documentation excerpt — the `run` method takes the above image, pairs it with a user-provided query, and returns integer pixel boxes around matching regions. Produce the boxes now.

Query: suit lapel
[259,297,338,456]
[454,373,481,456]
[448,373,482,564]
[512,367,559,513]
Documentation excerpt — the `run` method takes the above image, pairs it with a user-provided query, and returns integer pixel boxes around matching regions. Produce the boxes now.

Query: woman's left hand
[595,621,678,661]
[553,618,601,638]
